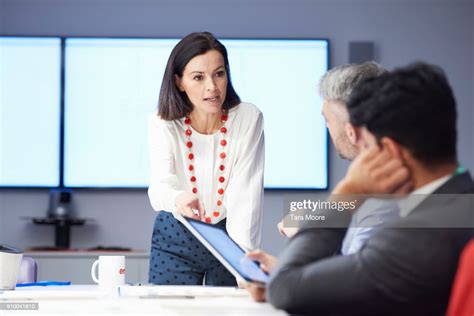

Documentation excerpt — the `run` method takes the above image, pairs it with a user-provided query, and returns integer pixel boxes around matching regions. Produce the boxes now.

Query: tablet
[178,215,269,284]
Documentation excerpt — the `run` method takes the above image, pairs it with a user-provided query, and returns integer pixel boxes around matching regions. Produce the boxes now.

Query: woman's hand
[175,192,206,220]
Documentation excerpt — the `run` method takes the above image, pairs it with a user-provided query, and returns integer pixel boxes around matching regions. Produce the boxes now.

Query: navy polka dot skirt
[149,211,237,286]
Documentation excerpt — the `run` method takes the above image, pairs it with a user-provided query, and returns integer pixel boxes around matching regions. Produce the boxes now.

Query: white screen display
[0,37,61,187]
[222,40,328,188]
[64,38,328,189]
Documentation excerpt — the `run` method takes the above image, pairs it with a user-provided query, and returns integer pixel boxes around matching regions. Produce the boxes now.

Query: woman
[148,32,264,286]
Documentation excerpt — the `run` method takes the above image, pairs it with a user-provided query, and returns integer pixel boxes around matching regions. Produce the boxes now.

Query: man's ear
[345,123,357,145]
[380,137,403,159]
[175,75,184,92]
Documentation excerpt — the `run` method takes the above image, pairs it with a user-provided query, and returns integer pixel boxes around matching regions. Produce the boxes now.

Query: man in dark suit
[249,62,474,315]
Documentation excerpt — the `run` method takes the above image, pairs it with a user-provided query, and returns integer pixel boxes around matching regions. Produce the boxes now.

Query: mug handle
[91,260,99,284]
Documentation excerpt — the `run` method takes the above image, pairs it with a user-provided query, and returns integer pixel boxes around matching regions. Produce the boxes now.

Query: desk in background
[25,251,149,284]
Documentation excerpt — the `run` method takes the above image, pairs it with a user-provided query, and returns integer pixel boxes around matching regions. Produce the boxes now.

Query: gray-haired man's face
[322,100,359,161]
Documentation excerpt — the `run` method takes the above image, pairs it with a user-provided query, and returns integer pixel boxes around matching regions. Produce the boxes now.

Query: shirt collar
[398,174,453,217]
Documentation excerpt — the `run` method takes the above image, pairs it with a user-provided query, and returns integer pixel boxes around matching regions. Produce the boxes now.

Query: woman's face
[175,49,228,115]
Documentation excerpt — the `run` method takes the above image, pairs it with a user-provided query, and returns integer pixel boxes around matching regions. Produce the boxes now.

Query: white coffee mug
[0,245,23,290]
[91,256,126,289]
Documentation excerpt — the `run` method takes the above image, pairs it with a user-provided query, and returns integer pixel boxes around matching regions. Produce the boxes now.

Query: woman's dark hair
[347,62,457,166]
[158,32,240,120]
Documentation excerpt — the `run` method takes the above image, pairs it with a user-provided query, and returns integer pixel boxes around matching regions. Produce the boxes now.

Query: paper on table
[118,285,249,298]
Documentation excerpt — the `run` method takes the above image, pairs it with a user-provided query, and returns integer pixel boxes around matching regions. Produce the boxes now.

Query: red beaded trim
[185,112,228,223]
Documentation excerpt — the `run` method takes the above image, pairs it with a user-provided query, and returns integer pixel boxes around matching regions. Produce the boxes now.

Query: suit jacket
[267,172,474,315]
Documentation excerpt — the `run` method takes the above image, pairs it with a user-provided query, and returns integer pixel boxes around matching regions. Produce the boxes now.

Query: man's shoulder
[402,172,473,227]
[365,192,473,257]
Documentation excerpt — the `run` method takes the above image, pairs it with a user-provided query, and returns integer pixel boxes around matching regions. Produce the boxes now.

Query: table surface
[0,285,286,315]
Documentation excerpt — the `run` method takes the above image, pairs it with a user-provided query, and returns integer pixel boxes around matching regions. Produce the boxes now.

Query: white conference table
[0,285,286,315]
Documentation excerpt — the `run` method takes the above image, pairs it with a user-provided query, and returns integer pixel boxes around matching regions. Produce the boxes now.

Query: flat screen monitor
[64,38,328,189]
[0,37,61,187]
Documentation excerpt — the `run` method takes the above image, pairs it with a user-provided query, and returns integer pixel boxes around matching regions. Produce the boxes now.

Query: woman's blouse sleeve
[225,109,265,251]
[147,114,185,213]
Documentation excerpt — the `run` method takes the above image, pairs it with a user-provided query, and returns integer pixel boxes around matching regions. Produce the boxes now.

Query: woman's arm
[225,108,265,251]
[147,114,186,213]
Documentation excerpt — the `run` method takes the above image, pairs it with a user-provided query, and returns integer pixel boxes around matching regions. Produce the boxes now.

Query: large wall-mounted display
[1,36,329,189]
[0,37,61,187]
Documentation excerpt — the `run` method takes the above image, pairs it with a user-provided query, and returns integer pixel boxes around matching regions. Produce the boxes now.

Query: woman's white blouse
[148,102,265,250]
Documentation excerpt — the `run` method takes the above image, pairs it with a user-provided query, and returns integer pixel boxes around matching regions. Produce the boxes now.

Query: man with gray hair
[246,62,401,301]
[319,62,386,160]
[278,62,399,255]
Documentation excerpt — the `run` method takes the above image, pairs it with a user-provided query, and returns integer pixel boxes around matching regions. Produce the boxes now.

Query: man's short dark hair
[347,62,457,165]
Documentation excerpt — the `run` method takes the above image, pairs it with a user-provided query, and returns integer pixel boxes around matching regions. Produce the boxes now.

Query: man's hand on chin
[334,142,413,196]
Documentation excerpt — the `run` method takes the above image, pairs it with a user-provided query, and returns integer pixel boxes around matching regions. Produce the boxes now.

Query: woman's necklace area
[184,111,228,223]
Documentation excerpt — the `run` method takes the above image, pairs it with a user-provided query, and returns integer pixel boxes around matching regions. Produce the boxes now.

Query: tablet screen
[187,219,269,283]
